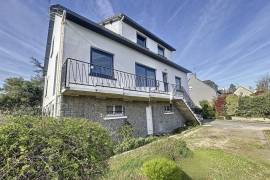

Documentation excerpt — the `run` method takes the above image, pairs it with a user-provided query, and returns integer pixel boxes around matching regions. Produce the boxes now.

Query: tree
[0,58,44,115]
[256,74,270,91]
[228,84,237,93]
[203,80,218,91]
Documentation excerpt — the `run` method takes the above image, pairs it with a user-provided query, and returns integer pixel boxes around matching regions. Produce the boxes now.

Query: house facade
[42,5,200,137]
[234,86,253,96]
[188,74,218,107]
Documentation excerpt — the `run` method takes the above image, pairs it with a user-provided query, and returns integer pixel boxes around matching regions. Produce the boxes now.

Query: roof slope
[44,4,191,75]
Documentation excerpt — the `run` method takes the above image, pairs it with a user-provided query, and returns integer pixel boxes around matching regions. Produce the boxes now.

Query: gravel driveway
[182,119,270,164]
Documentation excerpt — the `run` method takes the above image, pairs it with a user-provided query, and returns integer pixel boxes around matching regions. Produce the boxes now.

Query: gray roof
[44,4,191,75]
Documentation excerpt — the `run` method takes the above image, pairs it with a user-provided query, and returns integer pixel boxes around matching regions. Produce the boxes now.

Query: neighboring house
[188,74,218,107]
[42,4,200,137]
[234,86,253,96]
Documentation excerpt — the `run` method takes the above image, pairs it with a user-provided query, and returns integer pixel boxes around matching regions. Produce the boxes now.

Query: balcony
[61,58,184,100]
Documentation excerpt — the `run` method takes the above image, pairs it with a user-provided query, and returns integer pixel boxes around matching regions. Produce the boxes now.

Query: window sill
[164,112,174,115]
[104,115,127,120]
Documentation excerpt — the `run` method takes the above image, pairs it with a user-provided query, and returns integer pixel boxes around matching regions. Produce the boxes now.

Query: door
[162,72,168,92]
[146,105,153,135]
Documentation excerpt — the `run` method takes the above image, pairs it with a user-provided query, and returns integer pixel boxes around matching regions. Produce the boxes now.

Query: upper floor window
[90,48,113,79]
[135,63,156,87]
[158,45,165,56]
[175,76,182,92]
[137,33,146,48]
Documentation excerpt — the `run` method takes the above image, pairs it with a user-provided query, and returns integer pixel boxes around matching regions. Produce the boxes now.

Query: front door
[146,105,153,135]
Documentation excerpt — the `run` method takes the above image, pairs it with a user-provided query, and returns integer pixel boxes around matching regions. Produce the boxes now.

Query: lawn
[105,121,270,179]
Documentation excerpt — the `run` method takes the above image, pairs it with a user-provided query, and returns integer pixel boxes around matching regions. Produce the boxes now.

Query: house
[234,86,253,96]
[42,4,201,137]
[188,74,218,107]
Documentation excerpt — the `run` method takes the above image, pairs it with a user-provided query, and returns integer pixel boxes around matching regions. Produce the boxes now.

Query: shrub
[114,136,158,154]
[199,100,215,119]
[225,115,232,120]
[225,95,238,116]
[116,121,134,141]
[142,158,189,180]
[0,116,113,179]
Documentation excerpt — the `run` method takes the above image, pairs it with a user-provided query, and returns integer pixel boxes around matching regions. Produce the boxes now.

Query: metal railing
[61,58,184,96]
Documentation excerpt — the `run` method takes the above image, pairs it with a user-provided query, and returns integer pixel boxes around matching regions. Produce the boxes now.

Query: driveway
[182,120,270,164]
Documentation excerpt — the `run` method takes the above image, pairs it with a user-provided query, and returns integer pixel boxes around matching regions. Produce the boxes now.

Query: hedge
[0,116,113,179]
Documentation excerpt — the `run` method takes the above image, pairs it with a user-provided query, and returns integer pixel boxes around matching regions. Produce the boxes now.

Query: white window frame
[104,105,127,120]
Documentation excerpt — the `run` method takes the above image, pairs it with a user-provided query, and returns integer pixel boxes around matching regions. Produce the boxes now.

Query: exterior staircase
[172,88,202,125]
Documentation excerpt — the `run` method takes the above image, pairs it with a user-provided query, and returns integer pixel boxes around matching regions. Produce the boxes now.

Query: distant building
[233,86,253,96]
[188,74,218,107]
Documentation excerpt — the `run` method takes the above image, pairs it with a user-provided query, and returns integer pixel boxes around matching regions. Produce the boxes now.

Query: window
[137,33,146,48]
[158,45,165,56]
[50,37,54,58]
[164,104,173,113]
[175,77,182,92]
[135,63,156,87]
[162,72,168,92]
[106,105,125,116]
[90,48,113,79]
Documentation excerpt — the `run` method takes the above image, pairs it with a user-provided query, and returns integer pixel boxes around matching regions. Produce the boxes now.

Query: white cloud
[95,0,115,19]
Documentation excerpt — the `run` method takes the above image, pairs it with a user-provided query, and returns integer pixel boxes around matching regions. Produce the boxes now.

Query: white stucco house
[188,74,218,107]
[42,4,200,137]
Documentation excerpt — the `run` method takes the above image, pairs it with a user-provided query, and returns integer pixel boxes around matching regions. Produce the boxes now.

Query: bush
[225,95,238,116]
[199,100,215,119]
[0,116,113,179]
[225,115,232,120]
[142,158,189,180]
[114,136,158,154]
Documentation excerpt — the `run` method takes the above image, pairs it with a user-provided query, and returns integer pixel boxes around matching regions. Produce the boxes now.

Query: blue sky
[0,0,270,89]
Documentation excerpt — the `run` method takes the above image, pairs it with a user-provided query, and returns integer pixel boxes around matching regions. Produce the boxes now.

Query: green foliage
[0,116,113,179]
[116,121,134,141]
[142,157,189,180]
[225,95,238,116]
[0,77,43,115]
[114,136,158,154]
[236,93,270,118]
[199,100,215,119]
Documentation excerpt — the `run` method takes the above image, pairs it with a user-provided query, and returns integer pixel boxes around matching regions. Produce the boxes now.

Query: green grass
[264,130,270,143]
[105,137,270,180]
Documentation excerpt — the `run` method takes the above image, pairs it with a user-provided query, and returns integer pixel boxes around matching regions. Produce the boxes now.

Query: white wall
[42,14,63,115]
[109,22,173,60]
[63,20,189,93]
[188,74,217,107]
[103,21,122,35]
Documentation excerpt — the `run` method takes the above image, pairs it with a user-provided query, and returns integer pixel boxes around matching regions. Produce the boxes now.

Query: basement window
[105,105,127,120]
[164,104,174,114]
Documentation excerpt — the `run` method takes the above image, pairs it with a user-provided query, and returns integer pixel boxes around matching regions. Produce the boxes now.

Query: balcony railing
[61,58,184,96]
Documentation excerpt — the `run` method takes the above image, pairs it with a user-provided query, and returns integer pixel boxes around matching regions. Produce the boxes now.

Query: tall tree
[256,74,270,91]
[228,84,237,93]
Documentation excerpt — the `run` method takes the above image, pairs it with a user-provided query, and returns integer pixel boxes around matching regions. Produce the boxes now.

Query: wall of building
[234,87,253,96]
[188,74,217,107]
[63,20,189,93]
[121,22,172,59]
[60,95,185,137]
[43,14,64,116]
[103,21,122,35]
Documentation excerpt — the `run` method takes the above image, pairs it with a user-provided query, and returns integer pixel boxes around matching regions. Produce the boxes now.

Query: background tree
[228,84,237,93]
[203,80,218,91]
[0,57,44,115]
[256,74,270,91]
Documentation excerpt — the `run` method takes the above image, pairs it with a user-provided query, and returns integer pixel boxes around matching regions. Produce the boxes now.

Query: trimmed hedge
[0,116,113,179]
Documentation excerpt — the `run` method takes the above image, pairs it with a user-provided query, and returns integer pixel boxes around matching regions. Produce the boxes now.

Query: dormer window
[137,33,146,48]
[158,45,165,56]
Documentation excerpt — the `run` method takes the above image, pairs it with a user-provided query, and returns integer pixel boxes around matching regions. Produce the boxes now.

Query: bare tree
[256,74,270,91]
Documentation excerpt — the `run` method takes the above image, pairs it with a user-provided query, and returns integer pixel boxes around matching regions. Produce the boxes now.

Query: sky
[0,0,270,89]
